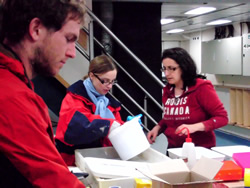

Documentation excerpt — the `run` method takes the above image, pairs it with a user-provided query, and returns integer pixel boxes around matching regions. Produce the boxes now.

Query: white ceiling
[94,0,250,38]
[161,0,250,37]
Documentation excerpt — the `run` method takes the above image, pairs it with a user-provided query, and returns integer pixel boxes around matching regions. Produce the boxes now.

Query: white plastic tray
[211,145,250,158]
[76,146,171,162]
[167,146,225,161]
[75,147,170,188]
[83,157,150,178]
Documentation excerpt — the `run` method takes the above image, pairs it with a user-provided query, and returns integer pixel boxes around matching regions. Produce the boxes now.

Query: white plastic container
[178,127,196,169]
[167,146,225,161]
[211,145,250,159]
[75,147,170,188]
[108,116,150,160]
[182,137,196,169]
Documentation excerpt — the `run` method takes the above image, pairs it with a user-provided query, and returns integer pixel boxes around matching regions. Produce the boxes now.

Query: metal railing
[77,6,165,129]
[86,6,164,88]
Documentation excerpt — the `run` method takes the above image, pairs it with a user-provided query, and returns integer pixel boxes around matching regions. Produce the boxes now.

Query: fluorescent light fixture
[161,18,175,25]
[185,7,216,15]
[166,29,184,33]
[206,19,232,25]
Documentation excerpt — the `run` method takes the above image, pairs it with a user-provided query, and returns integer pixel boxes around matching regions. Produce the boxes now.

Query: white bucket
[108,117,150,160]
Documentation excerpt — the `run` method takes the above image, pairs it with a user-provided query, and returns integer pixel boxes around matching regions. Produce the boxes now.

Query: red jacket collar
[0,51,34,89]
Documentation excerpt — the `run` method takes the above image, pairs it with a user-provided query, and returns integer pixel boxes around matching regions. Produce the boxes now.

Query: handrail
[76,42,90,61]
[75,32,161,126]
[114,83,158,126]
[76,30,161,126]
[80,26,163,110]
[77,6,165,127]
[91,35,163,110]
[108,91,150,132]
[85,6,165,88]
[107,54,163,110]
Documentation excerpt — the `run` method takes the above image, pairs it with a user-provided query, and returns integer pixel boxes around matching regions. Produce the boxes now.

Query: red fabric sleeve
[56,93,124,147]
[60,93,123,129]
[196,81,228,131]
[0,93,85,188]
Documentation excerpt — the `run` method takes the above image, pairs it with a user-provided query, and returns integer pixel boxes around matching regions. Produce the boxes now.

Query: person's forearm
[194,122,205,131]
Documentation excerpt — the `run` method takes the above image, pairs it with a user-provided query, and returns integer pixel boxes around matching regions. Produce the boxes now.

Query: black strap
[1,43,33,89]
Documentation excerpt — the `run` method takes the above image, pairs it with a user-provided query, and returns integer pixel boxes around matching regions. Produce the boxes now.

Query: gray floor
[218,124,250,139]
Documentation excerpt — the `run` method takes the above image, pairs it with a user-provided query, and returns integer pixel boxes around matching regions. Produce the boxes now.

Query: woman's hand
[175,122,205,136]
[147,124,161,144]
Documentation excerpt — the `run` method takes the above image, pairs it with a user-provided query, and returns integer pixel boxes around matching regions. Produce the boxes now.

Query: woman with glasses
[55,54,123,166]
[147,47,228,153]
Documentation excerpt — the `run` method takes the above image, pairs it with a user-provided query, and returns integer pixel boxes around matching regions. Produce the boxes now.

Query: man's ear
[28,18,44,41]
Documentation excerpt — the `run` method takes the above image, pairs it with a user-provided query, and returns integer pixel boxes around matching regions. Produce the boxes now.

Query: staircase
[33,3,164,131]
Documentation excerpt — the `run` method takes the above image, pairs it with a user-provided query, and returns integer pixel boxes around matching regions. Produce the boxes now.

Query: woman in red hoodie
[147,47,228,152]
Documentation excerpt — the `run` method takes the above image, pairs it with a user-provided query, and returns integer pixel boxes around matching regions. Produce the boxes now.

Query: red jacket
[158,78,228,149]
[0,48,85,187]
[55,80,124,165]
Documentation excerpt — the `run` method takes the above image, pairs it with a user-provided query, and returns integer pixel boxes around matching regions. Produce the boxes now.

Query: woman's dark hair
[161,47,198,88]
[83,54,117,80]
[1,0,85,45]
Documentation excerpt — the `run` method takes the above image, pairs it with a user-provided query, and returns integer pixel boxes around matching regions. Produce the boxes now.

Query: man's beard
[31,46,54,77]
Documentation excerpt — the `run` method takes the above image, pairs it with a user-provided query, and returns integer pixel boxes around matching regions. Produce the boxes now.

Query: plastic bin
[75,147,170,188]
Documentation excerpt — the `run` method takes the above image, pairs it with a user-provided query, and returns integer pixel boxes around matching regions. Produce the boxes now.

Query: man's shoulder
[0,71,30,97]
[0,73,44,110]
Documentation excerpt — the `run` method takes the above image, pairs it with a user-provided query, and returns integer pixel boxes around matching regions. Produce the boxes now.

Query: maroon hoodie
[158,78,228,149]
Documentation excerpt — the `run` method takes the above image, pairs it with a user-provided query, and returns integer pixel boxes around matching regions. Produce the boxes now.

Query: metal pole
[88,19,94,60]
[86,6,164,88]
[115,83,158,126]
[144,96,148,128]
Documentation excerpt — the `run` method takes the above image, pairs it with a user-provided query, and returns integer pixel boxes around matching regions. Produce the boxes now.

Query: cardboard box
[137,157,223,188]
[214,160,243,181]
[75,147,170,188]
[232,152,250,176]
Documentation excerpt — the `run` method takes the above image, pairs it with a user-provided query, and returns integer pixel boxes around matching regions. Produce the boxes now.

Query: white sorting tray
[211,145,250,158]
[168,146,225,161]
[75,147,170,188]
[83,157,150,179]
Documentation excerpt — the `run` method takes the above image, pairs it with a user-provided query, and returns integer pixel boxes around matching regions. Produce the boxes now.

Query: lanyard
[1,43,33,89]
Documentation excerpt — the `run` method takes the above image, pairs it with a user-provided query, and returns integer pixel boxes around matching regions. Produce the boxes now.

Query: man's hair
[161,47,197,88]
[1,0,85,44]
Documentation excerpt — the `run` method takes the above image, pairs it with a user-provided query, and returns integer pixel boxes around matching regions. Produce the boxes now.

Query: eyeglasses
[160,66,179,73]
[93,73,117,86]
